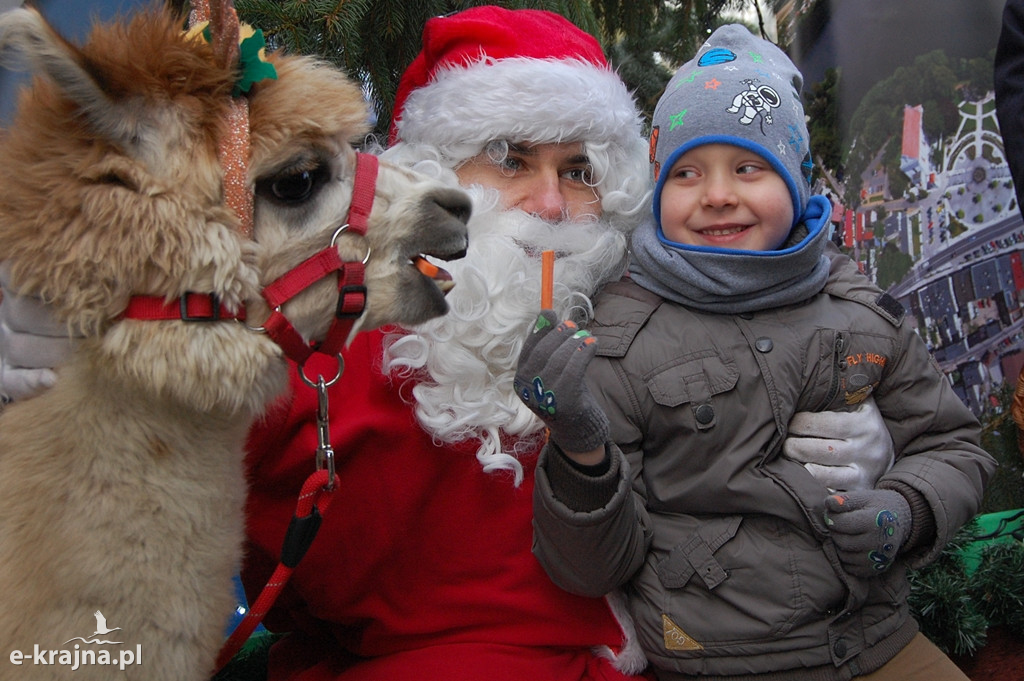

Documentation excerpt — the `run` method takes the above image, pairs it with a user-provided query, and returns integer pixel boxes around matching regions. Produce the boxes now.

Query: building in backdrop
[782,0,1018,416]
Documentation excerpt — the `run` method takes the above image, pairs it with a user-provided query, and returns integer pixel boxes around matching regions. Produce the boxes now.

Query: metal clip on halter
[300,354,344,493]
[314,376,336,492]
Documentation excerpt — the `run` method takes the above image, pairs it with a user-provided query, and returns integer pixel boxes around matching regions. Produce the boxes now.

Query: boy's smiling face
[659,143,794,251]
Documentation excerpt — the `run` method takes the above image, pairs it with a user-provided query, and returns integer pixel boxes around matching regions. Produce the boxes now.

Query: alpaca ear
[0,8,148,151]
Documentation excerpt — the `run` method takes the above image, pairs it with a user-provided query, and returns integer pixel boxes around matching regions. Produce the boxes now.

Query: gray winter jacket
[532,247,995,681]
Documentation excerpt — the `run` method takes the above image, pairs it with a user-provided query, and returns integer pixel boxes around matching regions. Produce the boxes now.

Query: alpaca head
[0,7,470,411]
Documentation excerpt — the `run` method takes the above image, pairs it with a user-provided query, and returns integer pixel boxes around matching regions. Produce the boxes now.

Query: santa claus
[241,8,892,680]
[241,8,656,679]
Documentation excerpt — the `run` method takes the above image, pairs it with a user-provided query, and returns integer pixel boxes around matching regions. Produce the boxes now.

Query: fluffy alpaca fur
[0,8,467,681]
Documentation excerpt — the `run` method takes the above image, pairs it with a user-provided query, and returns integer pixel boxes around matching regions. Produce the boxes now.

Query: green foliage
[805,67,842,174]
[874,241,913,291]
[234,0,458,137]
[972,541,1024,636]
[908,518,1024,656]
[887,167,910,200]
[231,0,673,138]
[911,385,1024,654]
[909,556,989,656]
[225,0,768,139]
[977,386,1024,515]
[614,0,769,129]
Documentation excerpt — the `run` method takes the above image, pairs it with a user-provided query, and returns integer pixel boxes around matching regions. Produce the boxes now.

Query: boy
[515,24,995,681]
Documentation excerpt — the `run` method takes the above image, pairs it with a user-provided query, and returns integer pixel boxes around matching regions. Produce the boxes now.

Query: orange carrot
[541,250,554,309]
[413,256,439,278]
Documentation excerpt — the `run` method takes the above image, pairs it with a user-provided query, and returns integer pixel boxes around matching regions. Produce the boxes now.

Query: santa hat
[389,6,648,215]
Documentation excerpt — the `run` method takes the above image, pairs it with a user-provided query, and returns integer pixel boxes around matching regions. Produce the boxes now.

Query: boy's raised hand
[514,310,609,453]
[824,489,911,577]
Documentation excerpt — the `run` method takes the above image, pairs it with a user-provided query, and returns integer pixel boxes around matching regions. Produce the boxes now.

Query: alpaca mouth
[411,255,455,293]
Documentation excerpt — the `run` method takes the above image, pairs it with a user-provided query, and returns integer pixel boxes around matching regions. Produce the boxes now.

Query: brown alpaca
[0,7,468,680]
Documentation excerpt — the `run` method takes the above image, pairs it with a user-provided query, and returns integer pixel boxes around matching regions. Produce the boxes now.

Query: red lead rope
[215,469,339,670]
[214,153,379,672]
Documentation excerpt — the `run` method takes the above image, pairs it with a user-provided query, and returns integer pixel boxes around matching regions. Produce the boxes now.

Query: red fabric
[243,329,644,681]
[389,6,607,144]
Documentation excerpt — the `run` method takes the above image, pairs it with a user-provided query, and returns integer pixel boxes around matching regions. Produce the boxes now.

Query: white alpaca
[0,7,468,680]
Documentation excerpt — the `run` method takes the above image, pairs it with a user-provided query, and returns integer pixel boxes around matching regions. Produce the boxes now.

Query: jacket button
[755,337,773,353]
[695,404,715,425]
[833,640,847,658]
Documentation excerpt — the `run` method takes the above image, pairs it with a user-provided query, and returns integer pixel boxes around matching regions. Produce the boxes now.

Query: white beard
[382,187,628,484]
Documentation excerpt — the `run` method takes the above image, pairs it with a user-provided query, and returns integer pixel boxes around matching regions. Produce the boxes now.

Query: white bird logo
[91,610,121,637]
[64,610,123,645]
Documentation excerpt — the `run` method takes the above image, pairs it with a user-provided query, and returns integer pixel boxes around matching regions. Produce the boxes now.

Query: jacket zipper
[823,331,847,407]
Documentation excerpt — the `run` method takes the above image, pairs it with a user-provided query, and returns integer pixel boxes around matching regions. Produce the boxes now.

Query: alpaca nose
[422,188,470,259]
[433,188,472,226]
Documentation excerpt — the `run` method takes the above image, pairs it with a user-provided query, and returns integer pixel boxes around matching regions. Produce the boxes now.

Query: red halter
[121,152,378,365]
[257,151,378,364]
[121,292,245,323]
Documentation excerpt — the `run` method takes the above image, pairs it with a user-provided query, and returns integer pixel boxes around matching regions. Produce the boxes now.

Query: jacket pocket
[657,516,742,590]
[645,350,738,431]
[806,329,895,412]
[649,515,843,650]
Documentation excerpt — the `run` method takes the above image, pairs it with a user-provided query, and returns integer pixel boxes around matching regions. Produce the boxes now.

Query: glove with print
[825,488,911,578]
[514,310,608,453]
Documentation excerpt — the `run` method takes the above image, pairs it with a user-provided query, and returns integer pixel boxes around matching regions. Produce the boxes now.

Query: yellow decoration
[662,613,704,651]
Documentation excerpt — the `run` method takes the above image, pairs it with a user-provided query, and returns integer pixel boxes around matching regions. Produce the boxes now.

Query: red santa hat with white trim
[388,5,650,231]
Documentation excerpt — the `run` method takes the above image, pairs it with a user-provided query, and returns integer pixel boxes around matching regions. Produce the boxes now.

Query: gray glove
[514,310,608,453]
[783,397,895,491]
[824,489,911,577]
[0,262,76,401]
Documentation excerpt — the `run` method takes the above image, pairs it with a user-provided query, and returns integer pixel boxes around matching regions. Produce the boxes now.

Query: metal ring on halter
[244,305,278,334]
[299,353,345,388]
[331,224,371,264]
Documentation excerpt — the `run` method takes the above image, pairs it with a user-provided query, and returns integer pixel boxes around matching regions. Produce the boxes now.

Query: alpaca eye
[271,169,315,203]
[258,164,328,205]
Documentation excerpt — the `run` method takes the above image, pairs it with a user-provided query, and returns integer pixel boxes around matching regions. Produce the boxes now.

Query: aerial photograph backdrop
[785,0,1018,423]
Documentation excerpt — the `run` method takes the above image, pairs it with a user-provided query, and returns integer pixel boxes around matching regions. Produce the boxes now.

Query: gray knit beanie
[650,24,813,230]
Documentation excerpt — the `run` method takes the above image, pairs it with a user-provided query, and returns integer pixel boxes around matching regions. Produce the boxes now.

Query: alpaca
[0,7,469,680]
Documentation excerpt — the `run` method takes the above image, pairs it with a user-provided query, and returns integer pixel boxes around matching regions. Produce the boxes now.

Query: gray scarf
[629,195,833,314]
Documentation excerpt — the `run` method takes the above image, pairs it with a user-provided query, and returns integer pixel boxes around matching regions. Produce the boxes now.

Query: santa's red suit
[242,330,646,681]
